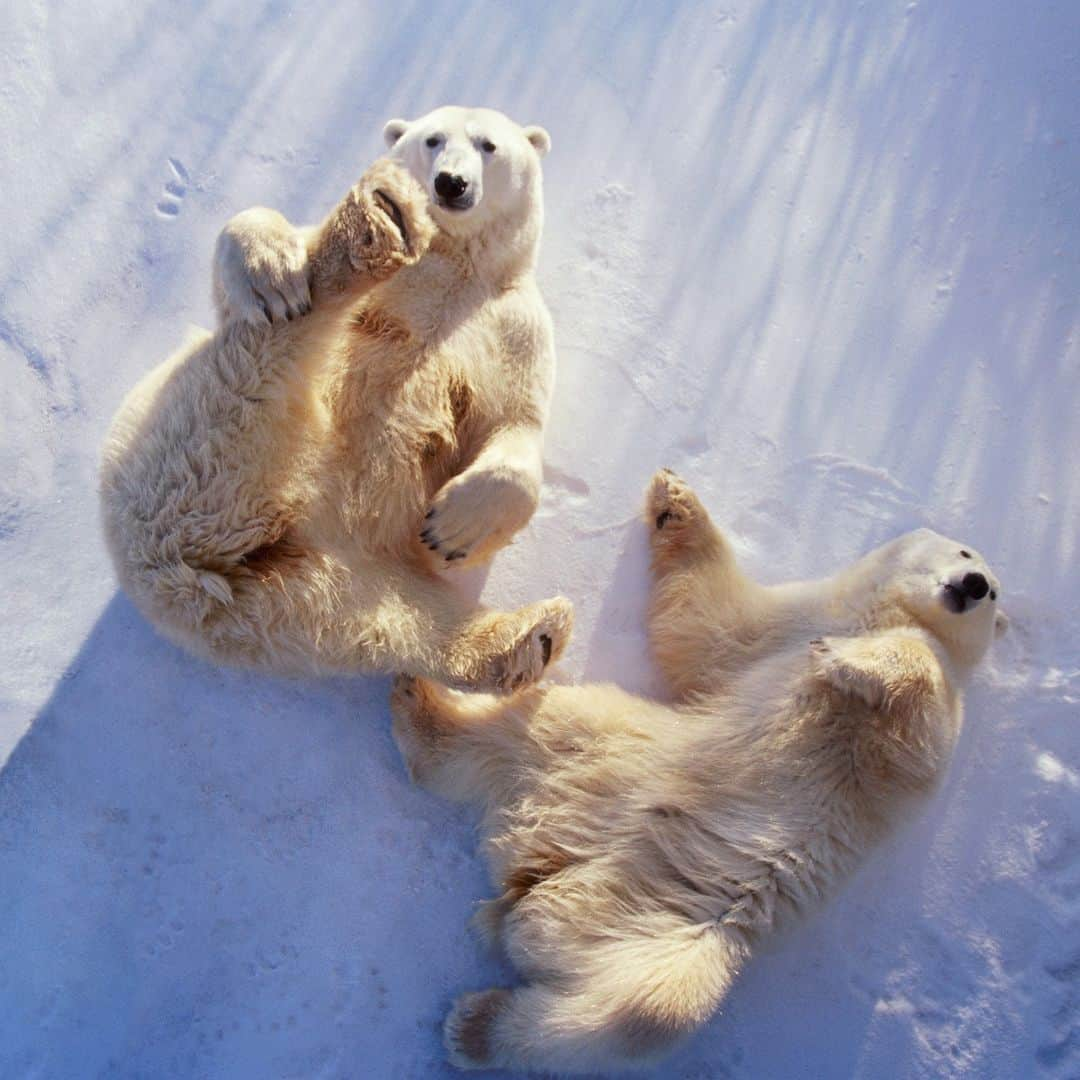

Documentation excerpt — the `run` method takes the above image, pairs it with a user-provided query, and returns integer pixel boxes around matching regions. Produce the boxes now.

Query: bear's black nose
[434,172,468,200]
[962,572,989,599]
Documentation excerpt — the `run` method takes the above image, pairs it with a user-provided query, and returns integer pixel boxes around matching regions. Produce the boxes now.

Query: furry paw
[484,597,573,694]
[312,158,435,295]
[809,638,885,708]
[212,207,311,326]
[639,466,708,533]
[420,468,537,569]
[444,989,510,1070]
[811,634,943,717]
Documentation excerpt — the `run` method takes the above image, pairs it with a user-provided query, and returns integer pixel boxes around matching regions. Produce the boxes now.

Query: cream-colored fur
[392,470,1006,1074]
[101,107,572,690]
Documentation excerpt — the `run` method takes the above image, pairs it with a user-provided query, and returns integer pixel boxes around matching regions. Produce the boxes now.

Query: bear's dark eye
[425,135,441,148]
[959,550,971,558]
[989,590,997,601]
[481,139,496,153]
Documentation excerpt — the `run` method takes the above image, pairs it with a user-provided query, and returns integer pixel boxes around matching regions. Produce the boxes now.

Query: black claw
[540,633,552,666]
[427,543,439,551]
[420,529,432,541]
[656,511,673,530]
[446,550,466,561]
[425,509,435,520]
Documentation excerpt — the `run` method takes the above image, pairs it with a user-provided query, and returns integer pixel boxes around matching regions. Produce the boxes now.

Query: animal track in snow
[791,453,918,516]
[538,464,634,537]
[155,158,189,217]
[537,463,590,520]
[542,463,590,498]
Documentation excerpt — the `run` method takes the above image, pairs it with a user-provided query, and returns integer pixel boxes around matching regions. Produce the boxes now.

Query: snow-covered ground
[2,1,1077,1076]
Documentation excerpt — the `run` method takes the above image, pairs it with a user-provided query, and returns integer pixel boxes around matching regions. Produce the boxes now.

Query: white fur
[213,207,313,326]
[101,112,569,689]
[392,470,1005,1074]
[383,106,551,242]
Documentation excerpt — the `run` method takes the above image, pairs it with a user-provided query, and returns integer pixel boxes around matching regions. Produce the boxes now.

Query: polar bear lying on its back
[392,470,1007,1075]
[101,107,572,690]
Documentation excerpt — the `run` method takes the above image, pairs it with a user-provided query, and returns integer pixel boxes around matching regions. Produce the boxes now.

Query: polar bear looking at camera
[101,107,572,690]
[392,470,1007,1075]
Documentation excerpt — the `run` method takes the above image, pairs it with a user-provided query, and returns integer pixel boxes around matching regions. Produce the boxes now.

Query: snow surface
[1,1,1078,1077]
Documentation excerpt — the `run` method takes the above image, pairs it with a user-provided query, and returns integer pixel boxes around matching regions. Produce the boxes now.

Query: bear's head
[382,106,550,241]
[879,528,1007,671]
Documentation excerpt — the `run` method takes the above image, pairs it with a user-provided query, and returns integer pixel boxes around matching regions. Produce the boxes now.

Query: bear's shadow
[0,593,520,1077]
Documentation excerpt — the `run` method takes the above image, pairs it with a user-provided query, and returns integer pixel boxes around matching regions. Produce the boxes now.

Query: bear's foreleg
[644,469,763,699]
[810,633,947,715]
[809,633,956,790]
[213,207,314,326]
[420,424,544,569]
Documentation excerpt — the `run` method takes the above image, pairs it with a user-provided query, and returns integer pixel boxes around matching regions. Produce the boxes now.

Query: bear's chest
[331,267,505,434]
[314,288,504,543]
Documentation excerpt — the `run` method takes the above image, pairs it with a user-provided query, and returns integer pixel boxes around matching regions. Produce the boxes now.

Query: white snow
[1,1,1078,1077]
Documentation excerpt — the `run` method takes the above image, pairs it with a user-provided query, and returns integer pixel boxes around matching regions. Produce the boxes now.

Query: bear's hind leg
[345,555,573,695]
[367,565,574,694]
[389,675,542,803]
[444,926,745,1073]
[461,596,575,693]
[391,677,659,808]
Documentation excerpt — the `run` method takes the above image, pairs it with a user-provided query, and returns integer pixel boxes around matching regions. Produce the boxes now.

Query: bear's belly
[305,327,474,559]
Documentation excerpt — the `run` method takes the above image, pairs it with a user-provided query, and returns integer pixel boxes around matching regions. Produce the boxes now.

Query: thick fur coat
[392,470,1006,1074]
[101,108,571,689]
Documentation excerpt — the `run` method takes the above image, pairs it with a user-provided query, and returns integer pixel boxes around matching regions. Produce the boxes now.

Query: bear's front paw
[810,638,886,709]
[311,159,435,295]
[212,207,311,326]
[420,469,537,570]
[646,468,709,535]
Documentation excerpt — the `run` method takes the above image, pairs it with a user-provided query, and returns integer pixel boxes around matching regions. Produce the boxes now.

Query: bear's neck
[439,179,544,290]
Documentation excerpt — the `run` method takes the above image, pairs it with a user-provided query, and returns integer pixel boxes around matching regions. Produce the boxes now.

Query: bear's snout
[961,572,989,600]
[435,171,470,203]
[943,571,990,613]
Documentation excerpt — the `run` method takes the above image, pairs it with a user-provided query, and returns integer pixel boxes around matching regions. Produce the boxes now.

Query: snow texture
[1,1,1077,1077]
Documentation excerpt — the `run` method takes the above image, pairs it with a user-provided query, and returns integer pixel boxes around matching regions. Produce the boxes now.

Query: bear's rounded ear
[523,125,551,157]
[383,119,410,148]
[994,610,1010,638]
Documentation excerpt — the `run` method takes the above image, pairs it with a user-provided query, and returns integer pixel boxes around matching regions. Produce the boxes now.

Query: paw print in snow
[156,158,189,218]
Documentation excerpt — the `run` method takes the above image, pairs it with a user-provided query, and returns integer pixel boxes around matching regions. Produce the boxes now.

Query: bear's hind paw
[483,597,573,694]
[444,989,510,1070]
